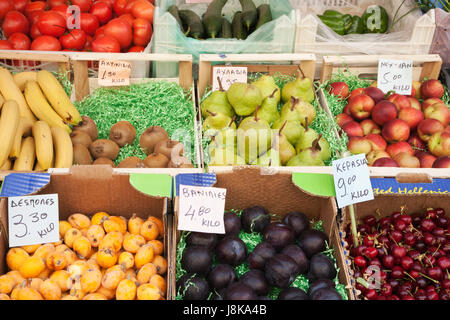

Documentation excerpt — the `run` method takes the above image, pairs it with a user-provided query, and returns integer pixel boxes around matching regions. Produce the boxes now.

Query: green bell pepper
[322,9,344,18]
[347,15,364,34]
[342,14,353,33]
[317,14,346,35]
[362,5,389,33]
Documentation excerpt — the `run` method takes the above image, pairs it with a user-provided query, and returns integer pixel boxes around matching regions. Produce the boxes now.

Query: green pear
[252,149,281,167]
[288,136,325,166]
[208,148,245,166]
[281,77,315,104]
[201,90,235,119]
[227,82,262,116]
[272,118,305,146]
[251,75,281,102]
[280,96,302,122]
[295,99,316,126]
[295,132,331,162]
[237,107,273,164]
[202,111,236,139]
[295,117,318,151]
[272,121,296,166]
[253,88,280,125]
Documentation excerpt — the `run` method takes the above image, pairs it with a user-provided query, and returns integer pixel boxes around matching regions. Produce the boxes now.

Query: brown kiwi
[139,126,169,155]
[93,157,116,167]
[70,131,92,149]
[89,139,120,160]
[154,140,184,160]
[72,116,98,141]
[73,143,93,165]
[167,156,194,168]
[117,156,145,168]
[143,153,170,168]
[109,121,136,147]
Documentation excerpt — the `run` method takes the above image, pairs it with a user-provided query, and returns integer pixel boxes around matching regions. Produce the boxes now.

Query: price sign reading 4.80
[178,185,226,234]
[332,154,374,209]
[8,194,60,247]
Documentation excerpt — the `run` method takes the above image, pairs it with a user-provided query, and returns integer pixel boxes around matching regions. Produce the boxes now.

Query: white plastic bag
[430,8,449,66]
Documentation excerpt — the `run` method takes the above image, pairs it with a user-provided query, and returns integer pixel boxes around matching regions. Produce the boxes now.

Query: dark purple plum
[258,296,271,300]
[247,242,276,270]
[298,229,328,258]
[241,206,270,233]
[186,232,218,250]
[177,273,210,300]
[181,246,213,275]
[310,287,342,300]
[277,287,309,300]
[207,264,237,290]
[281,245,309,274]
[282,212,310,236]
[309,253,337,280]
[239,269,269,296]
[216,236,247,266]
[223,211,241,236]
[210,288,227,300]
[225,283,257,300]
[265,253,299,288]
[307,279,335,297]
[263,223,296,251]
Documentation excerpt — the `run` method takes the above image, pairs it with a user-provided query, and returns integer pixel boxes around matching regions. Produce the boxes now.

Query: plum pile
[344,208,449,300]
[176,206,344,300]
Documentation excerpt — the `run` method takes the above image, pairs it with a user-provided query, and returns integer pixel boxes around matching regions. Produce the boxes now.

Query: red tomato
[128,45,144,52]
[113,0,128,16]
[52,5,70,20]
[0,0,14,22]
[37,11,67,37]
[31,35,62,51]
[49,0,69,8]
[8,32,31,50]
[27,10,44,26]
[132,18,151,47]
[79,13,99,36]
[94,25,106,38]
[89,1,112,25]
[124,0,137,14]
[2,11,29,38]
[104,18,132,49]
[131,0,154,23]
[92,35,120,52]
[60,29,87,50]
[0,39,12,50]
[118,13,134,27]
[30,23,43,40]
[13,0,27,13]
[71,0,92,12]
[83,34,93,50]
[97,0,114,7]
[25,1,46,18]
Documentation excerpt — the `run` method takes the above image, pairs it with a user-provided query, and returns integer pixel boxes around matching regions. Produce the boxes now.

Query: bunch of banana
[0,68,79,172]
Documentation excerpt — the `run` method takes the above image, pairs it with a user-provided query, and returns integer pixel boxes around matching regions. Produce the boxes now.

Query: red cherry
[424,255,436,268]
[383,255,395,268]
[391,212,402,220]
[391,245,407,259]
[388,279,400,291]
[381,283,392,296]
[363,247,378,259]
[427,291,439,300]
[403,232,416,246]
[408,250,420,260]
[432,227,445,237]
[402,295,415,300]
[391,266,404,279]
[411,262,425,273]
[394,219,407,232]
[390,230,403,243]
[369,259,382,268]
[415,289,427,300]
[416,278,428,289]
[423,233,436,246]
[420,218,436,232]
[440,291,450,300]
[409,270,420,279]
[425,209,437,220]
[435,208,445,217]
[442,278,450,290]
[436,217,448,228]
[363,215,377,226]
[378,235,390,246]
[401,256,414,270]
[415,241,427,253]
[355,282,367,294]
[399,215,412,225]
[377,295,387,300]
[351,245,367,257]
[363,236,375,247]
[427,267,443,281]
[435,235,446,246]
[379,217,392,227]
[354,256,367,268]
[437,257,449,270]
[388,295,400,300]
[365,289,378,300]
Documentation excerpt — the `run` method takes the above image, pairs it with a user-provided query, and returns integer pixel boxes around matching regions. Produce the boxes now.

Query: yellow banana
[32,120,54,170]
[13,136,36,171]
[0,158,12,170]
[0,100,20,168]
[34,157,53,172]
[13,71,38,91]
[51,126,73,168]
[9,117,33,159]
[0,67,36,123]
[0,92,4,110]
[36,70,82,126]
[24,81,71,133]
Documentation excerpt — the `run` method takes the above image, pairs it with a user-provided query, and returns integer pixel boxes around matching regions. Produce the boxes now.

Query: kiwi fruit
[72,116,98,141]
[73,143,93,165]
[109,121,136,147]
[70,131,92,149]
[118,156,145,168]
[89,139,120,160]
[168,156,194,168]
[140,126,169,155]
[93,157,116,167]
[143,153,170,168]
[154,140,184,160]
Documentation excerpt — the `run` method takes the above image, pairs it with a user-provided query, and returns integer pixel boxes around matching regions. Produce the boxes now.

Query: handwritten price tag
[8,194,59,247]
[332,154,374,209]
[212,66,248,91]
[178,185,226,234]
[377,59,413,95]
[98,59,132,87]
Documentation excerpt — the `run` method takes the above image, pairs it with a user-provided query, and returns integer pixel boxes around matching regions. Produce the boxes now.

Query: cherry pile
[344,208,449,300]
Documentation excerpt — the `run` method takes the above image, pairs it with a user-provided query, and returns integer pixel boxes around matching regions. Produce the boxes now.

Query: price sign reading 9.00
[8,194,60,247]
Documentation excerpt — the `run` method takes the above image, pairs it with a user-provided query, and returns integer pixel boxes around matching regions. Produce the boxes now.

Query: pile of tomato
[0,0,154,53]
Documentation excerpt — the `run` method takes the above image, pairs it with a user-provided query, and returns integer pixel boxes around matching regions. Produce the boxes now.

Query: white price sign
[212,66,248,91]
[178,185,226,234]
[377,59,413,95]
[98,59,132,87]
[332,154,374,209]
[8,194,59,247]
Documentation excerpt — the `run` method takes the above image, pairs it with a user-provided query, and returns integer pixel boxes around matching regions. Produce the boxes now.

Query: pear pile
[201,75,332,166]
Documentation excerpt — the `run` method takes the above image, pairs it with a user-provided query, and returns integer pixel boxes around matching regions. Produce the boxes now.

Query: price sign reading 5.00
[178,185,226,234]
[8,194,60,247]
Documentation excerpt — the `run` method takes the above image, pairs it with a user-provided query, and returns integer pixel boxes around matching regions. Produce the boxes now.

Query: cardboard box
[0,166,172,298]
[170,167,354,300]
[339,173,450,299]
